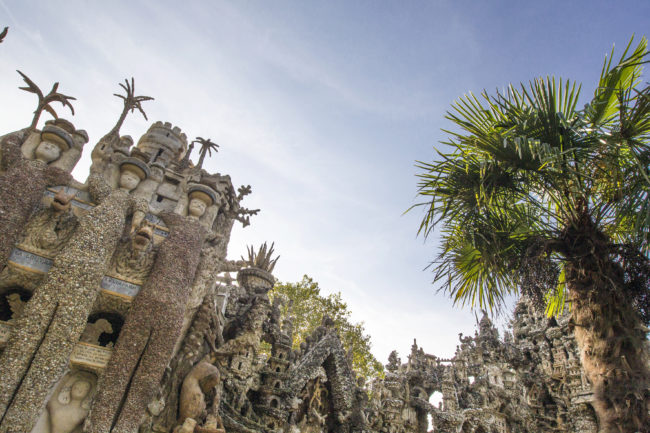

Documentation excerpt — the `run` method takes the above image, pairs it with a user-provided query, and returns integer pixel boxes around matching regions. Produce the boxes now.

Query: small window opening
[153,149,164,163]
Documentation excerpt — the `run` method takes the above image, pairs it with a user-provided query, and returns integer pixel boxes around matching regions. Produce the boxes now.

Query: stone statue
[108,221,156,283]
[20,189,78,256]
[0,120,87,273]
[31,371,97,433]
[178,360,224,432]
[186,183,220,230]
[153,293,223,431]
[80,319,113,346]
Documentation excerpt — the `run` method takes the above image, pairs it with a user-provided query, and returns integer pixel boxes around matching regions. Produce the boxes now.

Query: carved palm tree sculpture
[193,137,219,169]
[17,70,76,131]
[243,242,279,273]
[110,77,154,135]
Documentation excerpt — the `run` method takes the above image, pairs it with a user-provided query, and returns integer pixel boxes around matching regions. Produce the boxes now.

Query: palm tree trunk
[197,150,206,169]
[29,108,42,131]
[110,107,129,135]
[566,250,650,432]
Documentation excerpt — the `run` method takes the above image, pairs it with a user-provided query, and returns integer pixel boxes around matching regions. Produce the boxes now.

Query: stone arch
[286,331,360,432]
[474,425,488,433]
[287,332,355,414]
[411,385,428,399]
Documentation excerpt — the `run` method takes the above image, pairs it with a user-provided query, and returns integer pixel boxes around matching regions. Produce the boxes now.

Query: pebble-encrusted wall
[0,87,602,433]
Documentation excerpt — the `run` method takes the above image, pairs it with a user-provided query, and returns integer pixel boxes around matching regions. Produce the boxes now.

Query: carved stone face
[133,224,153,252]
[34,139,62,163]
[51,190,73,213]
[70,380,91,400]
[188,197,208,218]
[119,170,141,192]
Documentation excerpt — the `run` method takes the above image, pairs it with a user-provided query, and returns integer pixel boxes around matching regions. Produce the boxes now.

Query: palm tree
[17,70,75,131]
[412,38,650,432]
[192,137,219,169]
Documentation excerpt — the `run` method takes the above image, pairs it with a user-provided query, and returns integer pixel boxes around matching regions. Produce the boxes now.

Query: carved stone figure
[31,371,97,433]
[20,189,78,256]
[178,360,222,427]
[80,319,113,346]
[6,293,24,322]
[0,121,85,272]
[186,183,220,230]
[108,221,156,283]
[153,293,223,430]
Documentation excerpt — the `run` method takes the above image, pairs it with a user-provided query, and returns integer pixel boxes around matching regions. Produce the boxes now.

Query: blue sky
[1,0,648,362]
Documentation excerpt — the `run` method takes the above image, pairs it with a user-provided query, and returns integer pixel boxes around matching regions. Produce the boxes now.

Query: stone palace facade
[0,79,598,433]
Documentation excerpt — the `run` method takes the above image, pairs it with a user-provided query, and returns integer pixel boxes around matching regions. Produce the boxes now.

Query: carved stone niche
[80,313,124,348]
[31,370,97,433]
[69,313,122,372]
[237,268,275,295]
[0,287,31,347]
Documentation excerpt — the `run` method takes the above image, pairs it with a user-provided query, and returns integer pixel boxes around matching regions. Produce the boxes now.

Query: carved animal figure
[179,360,221,423]
[80,319,113,346]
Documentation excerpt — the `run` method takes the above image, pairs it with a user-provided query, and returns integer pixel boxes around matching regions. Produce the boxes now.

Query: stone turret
[136,121,188,170]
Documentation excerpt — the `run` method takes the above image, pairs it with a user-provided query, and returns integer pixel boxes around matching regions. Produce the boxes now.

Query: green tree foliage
[269,275,383,381]
[412,37,650,431]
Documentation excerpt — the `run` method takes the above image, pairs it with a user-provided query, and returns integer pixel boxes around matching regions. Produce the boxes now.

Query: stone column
[85,213,204,433]
[0,182,133,433]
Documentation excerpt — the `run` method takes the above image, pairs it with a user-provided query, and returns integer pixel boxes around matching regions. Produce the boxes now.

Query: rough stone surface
[0,182,140,433]
[86,213,205,433]
[0,114,611,433]
[364,300,599,433]
[0,132,72,272]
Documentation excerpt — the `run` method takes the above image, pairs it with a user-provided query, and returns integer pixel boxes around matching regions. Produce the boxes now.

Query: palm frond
[587,36,648,126]
[411,36,650,314]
